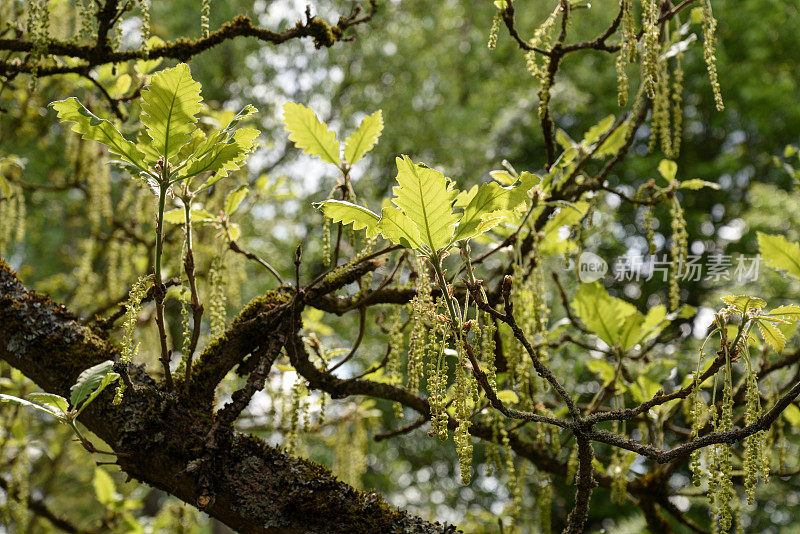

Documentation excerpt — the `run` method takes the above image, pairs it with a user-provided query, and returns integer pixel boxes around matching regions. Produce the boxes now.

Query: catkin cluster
[114,276,150,403]
[208,253,228,336]
[407,259,434,392]
[0,184,25,254]
[668,196,688,311]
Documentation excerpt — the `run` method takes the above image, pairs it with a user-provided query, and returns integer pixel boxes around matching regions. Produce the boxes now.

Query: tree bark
[0,260,457,534]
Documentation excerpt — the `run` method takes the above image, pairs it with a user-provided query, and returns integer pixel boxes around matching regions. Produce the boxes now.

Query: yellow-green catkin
[709,363,735,532]
[536,472,552,534]
[566,443,579,484]
[112,17,122,51]
[701,0,724,111]
[506,445,523,528]
[689,378,705,486]
[743,368,769,504]
[286,377,307,455]
[5,447,31,530]
[487,10,501,50]
[641,0,661,99]
[201,0,211,38]
[106,237,123,297]
[668,196,687,311]
[522,5,558,120]
[114,276,150,403]
[670,55,685,158]
[490,416,521,528]
[322,216,331,267]
[0,1,15,32]
[426,304,450,441]
[507,257,536,407]
[524,6,558,80]
[175,242,194,378]
[138,0,150,45]
[649,61,672,155]
[26,0,50,77]
[0,184,25,253]
[208,253,228,336]
[407,258,434,393]
[333,413,368,488]
[0,186,18,253]
[636,184,657,255]
[615,0,635,106]
[454,341,476,485]
[78,0,94,42]
[88,147,113,232]
[530,245,550,381]
[610,449,636,505]
[386,307,405,419]
[72,237,99,306]
[480,311,497,391]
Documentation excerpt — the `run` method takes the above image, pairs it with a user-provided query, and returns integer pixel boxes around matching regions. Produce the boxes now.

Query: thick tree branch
[0,259,456,534]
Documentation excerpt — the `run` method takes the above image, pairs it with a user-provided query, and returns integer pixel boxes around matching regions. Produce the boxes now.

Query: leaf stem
[430,252,460,328]
[154,168,174,390]
[182,195,204,390]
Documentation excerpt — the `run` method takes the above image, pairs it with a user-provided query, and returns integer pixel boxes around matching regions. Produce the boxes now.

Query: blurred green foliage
[2,0,800,532]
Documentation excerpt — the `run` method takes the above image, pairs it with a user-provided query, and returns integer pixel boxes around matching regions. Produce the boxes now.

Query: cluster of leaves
[318,157,538,254]
[0,361,119,451]
[51,63,259,197]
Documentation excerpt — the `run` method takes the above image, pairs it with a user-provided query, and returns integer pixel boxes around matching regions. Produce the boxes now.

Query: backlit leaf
[767,305,800,322]
[757,319,787,353]
[344,110,383,165]
[140,63,204,161]
[680,179,719,190]
[318,200,380,238]
[658,159,678,182]
[571,282,637,346]
[390,156,461,250]
[51,98,146,170]
[93,468,116,506]
[0,393,59,417]
[282,102,339,165]
[26,392,69,414]
[70,360,117,408]
[721,295,767,314]
[758,232,800,280]
[375,205,423,249]
[188,128,260,186]
[496,390,519,404]
[225,186,249,215]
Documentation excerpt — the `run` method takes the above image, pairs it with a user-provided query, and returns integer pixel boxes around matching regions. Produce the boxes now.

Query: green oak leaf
[375,205,423,249]
[189,128,260,188]
[453,171,539,242]
[225,186,250,215]
[721,295,767,314]
[344,110,383,165]
[317,199,380,238]
[163,208,217,224]
[757,232,800,280]
[26,392,69,414]
[390,156,460,251]
[757,319,787,353]
[282,102,339,165]
[140,63,204,161]
[571,282,637,346]
[70,360,119,409]
[0,393,61,418]
[51,98,146,170]
[766,305,800,322]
